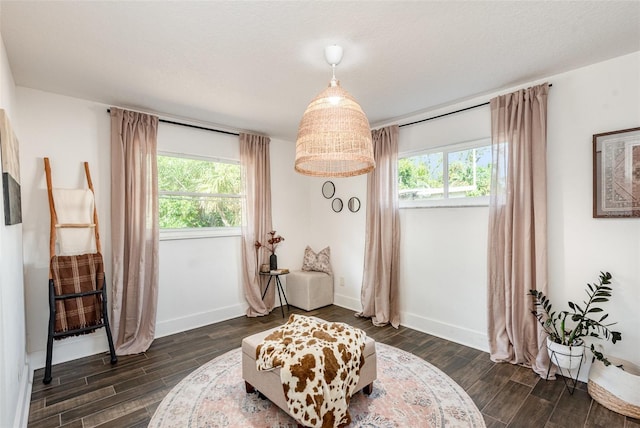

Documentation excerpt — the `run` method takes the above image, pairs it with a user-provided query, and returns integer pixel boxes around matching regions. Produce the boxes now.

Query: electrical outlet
[340,277,345,287]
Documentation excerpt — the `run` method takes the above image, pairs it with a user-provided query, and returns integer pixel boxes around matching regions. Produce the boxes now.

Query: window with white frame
[158,153,242,238]
[398,138,492,207]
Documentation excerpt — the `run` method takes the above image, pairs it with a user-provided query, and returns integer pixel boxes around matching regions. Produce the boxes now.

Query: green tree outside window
[158,155,241,229]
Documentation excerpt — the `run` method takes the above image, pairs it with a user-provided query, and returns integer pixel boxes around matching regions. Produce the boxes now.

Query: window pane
[398,139,492,207]
[159,195,241,228]
[158,155,241,229]
[447,146,491,198]
[398,152,444,200]
[158,156,241,194]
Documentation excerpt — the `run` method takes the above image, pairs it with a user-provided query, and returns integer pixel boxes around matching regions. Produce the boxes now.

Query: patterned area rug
[149,342,485,427]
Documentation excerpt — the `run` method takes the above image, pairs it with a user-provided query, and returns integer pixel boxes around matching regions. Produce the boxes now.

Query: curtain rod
[399,83,553,128]
[106,108,240,136]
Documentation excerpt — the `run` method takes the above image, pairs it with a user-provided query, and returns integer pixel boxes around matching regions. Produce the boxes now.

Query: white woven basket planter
[588,357,640,418]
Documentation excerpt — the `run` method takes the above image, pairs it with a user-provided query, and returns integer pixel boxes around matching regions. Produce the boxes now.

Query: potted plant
[529,271,622,369]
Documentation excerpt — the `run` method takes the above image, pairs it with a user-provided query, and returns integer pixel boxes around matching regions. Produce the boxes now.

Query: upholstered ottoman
[286,270,333,311]
[241,326,377,417]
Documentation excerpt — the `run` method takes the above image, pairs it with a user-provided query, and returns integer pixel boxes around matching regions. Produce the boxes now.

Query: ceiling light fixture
[294,45,375,177]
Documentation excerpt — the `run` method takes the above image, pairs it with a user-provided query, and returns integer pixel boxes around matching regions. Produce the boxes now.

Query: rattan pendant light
[295,45,375,177]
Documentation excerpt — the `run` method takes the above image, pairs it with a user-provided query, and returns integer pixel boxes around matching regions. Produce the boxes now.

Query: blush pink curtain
[110,107,159,355]
[357,125,401,328]
[240,133,275,316]
[487,83,552,378]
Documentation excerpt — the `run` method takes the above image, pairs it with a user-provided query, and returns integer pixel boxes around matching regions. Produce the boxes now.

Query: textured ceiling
[1,1,639,140]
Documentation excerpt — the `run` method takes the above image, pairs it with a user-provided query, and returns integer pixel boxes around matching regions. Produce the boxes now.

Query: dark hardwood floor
[28,305,638,428]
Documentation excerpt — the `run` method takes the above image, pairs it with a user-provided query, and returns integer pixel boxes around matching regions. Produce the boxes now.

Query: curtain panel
[358,125,401,328]
[240,133,275,316]
[110,107,159,355]
[487,83,551,377]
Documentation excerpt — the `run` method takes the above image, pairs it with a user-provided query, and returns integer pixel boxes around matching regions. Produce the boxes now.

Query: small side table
[259,271,290,317]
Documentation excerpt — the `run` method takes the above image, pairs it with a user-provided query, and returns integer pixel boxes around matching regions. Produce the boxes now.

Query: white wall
[16,88,310,370]
[305,174,368,309]
[18,88,113,370]
[154,123,245,336]
[0,32,29,428]
[321,52,640,364]
[154,125,309,337]
[310,105,492,349]
[545,52,640,376]
[269,137,312,277]
[396,106,491,350]
[307,162,489,352]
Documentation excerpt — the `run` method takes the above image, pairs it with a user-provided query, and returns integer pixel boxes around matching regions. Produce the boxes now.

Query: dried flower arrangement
[254,230,285,255]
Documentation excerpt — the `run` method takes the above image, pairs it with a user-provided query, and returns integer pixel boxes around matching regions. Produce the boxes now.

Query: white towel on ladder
[52,188,97,256]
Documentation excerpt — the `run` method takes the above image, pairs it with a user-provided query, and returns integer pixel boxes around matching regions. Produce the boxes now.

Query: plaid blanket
[50,253,104,338]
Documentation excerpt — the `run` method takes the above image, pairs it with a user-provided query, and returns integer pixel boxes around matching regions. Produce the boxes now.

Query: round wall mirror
[322,181,335,199]
[332,198,343,213]
[348,197,361,213]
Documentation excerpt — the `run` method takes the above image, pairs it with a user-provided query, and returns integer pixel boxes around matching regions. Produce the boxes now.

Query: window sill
[400,196,489,209]
[160,227,241,241]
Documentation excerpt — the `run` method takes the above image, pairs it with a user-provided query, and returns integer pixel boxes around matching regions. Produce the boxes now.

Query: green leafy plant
[529,271,622,366]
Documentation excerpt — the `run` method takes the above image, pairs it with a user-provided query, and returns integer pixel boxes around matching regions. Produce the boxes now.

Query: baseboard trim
[14,360,31,428]
[29,331,109,370]
[29,304,248,371]
[155,303,247,338]
[333,293,361,312]
[401,310,489,352]
[330,301,489,353]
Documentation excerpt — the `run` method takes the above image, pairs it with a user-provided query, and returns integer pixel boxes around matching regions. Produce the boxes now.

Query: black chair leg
[101,280,118,365]
[44,279,56,384]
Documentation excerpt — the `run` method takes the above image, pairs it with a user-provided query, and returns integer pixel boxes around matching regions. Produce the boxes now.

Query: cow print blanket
[256,314,366,428]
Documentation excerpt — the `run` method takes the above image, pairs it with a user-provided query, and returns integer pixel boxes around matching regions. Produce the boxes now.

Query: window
[398,139,492,207]
[158,153,242,239]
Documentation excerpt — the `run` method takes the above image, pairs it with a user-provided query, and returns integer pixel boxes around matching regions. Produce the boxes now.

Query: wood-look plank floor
[29,305,639,428]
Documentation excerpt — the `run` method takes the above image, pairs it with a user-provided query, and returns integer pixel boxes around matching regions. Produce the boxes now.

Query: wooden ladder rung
[55,223,96,229]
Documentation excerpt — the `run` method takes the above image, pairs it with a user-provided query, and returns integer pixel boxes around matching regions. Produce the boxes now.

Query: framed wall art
[593,126,640,218]
[0,109,22,225]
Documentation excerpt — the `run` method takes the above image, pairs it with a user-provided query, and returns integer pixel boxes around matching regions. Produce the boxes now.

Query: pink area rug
[149,342,485,427]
